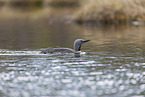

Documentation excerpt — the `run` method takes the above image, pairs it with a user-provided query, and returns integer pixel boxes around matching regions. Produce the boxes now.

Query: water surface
[0,18,145,97]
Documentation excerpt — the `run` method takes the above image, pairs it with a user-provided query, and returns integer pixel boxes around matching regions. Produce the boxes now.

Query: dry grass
[73,0,145,24]
[1,0,145,24]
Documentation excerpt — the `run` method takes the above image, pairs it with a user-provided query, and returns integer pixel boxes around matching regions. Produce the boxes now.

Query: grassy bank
[73,0,145,24]
[1,0,145,24]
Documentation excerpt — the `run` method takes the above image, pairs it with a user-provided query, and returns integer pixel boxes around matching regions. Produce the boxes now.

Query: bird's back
[41,48,74,54]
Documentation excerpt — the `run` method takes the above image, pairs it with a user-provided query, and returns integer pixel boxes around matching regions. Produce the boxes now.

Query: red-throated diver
[41,39,90,54]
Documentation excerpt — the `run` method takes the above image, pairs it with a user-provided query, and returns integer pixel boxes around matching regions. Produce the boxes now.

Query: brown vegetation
[1,0,145,24]
[74,0,145,24]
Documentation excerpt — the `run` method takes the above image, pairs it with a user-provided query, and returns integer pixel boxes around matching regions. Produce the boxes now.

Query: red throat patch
[78,45,81,51]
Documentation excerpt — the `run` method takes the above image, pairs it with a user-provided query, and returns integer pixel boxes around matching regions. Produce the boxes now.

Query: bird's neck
[74,44,82,52]
[78,45,81,51]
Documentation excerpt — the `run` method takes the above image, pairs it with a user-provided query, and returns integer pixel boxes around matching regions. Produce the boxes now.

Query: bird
[41,39,90,54]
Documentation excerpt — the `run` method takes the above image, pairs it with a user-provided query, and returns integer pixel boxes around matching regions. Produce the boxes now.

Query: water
[0,18,145,97]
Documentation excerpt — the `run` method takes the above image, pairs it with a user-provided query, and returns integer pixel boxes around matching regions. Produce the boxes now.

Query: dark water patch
[47,1,80,8]
[9,0,43,7]
[0,1,5,7]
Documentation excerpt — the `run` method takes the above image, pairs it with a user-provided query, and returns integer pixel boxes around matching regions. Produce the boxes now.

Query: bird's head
[74,39,90,52]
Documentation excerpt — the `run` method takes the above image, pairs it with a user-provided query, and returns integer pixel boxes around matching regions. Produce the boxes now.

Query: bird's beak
[84,40,91,42]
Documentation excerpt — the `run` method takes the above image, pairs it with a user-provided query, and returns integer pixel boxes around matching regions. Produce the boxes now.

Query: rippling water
[0,50,145,97]
[0,48,145,97]
[0,18,145,97]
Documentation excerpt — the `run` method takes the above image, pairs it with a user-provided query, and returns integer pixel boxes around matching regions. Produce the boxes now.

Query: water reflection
[74,53,81,58]
[0,48,145,97]
[0,46,143,95]
[1,18,145,51]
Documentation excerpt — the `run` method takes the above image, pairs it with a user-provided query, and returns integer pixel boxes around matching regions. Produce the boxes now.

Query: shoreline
[0,0,145,25]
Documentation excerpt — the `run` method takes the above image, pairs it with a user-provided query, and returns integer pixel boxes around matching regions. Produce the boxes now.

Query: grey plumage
[41,39,90,54]
[41,48,74,54]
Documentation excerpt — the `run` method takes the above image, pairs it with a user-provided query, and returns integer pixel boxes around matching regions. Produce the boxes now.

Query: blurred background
[0,0,145,49]
[0,0,81,49]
